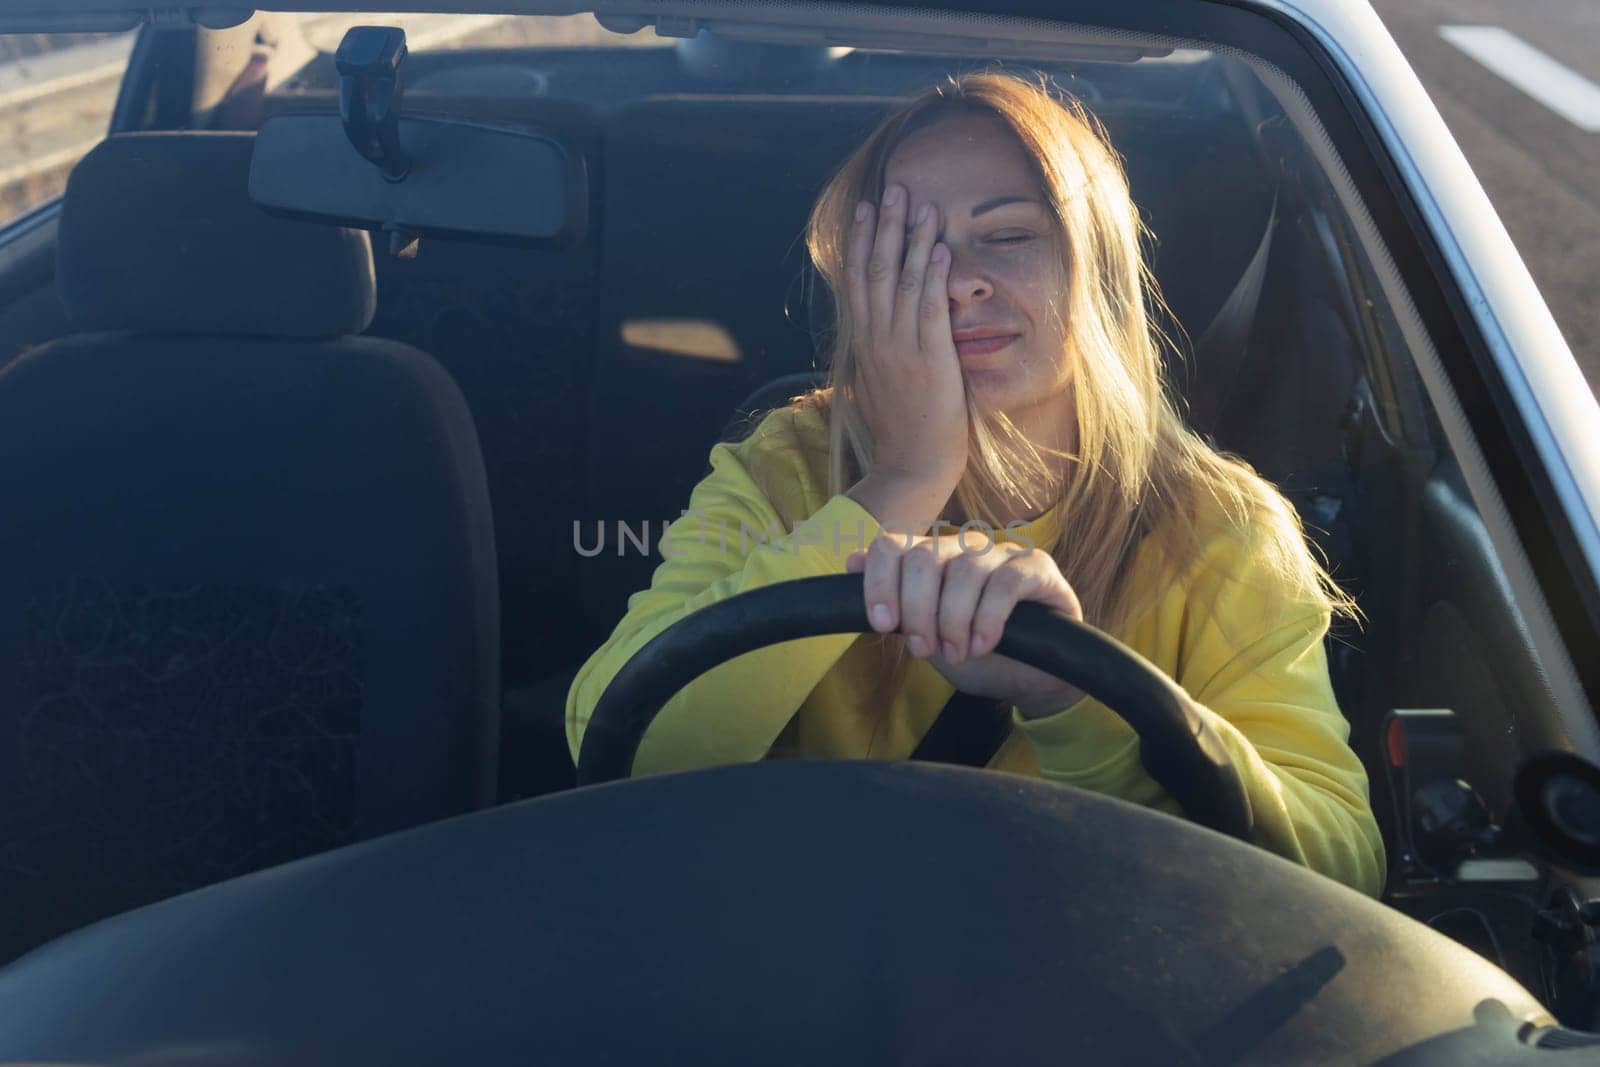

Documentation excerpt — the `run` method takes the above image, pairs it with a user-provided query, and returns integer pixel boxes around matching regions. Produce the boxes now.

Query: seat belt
[1185,191,1278,438]
[909,688,1011,768]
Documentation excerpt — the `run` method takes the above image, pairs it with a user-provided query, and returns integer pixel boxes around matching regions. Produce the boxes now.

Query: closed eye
[900,231,1034,244]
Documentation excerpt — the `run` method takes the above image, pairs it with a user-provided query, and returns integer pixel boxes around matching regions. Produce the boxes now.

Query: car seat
[0,132,500,958]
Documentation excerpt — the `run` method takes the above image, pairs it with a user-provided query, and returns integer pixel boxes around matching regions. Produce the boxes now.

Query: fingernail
[884,186,901,207]
[870,603,892,629]
[931,244,949,263]
[970,632,988,655]
[907,635,928,657]
[941,640,959,661]
[855,201,869,223]
[915,203,929,225]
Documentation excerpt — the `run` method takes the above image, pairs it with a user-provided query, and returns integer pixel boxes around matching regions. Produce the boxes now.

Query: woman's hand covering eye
[844,185,969,491]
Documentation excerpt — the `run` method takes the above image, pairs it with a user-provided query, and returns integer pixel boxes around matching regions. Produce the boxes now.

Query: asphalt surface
[1370,0,1600,390]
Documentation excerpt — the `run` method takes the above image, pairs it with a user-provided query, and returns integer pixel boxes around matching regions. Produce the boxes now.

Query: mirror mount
[336,25,411,183]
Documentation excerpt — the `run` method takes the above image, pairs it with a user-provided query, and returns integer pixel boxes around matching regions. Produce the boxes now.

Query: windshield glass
[0,4,1589,992]
[295,12,665,52]
[0,29,135,222]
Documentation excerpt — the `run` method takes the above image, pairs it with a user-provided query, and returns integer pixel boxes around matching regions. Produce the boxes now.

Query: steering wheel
[577,573,1253,841]
[6,588,1561,1063]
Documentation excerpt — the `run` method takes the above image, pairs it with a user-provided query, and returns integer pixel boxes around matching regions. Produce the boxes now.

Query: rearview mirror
[250,113,586,249]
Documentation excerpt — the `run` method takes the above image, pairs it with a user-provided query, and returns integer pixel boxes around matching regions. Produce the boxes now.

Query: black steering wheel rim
[577,573,1253,841]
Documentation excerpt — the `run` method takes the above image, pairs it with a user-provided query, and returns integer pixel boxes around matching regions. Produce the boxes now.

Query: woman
[567,73,1386,897]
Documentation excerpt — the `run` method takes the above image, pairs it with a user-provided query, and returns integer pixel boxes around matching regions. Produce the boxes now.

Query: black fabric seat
[0,133,500,959]
[581,96,893,645]
[716,370,830,447]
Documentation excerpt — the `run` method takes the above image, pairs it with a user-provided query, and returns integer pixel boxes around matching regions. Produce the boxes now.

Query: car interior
[0,9,1595,1031]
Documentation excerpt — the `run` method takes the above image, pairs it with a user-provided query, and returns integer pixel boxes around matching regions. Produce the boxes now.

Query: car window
[294,12,665,52]
[197,6,1584,819]
[0,30,135,228]
[0,2,1592,983]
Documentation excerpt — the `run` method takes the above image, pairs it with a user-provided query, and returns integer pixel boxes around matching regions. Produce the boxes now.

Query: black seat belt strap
[909,688,1011,768]
[1187,190,1279,437]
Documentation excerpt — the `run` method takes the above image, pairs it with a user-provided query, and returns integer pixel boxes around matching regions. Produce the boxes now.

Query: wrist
[865,452,966,487]
[1013,684,1088,721]
[846,469,960,535]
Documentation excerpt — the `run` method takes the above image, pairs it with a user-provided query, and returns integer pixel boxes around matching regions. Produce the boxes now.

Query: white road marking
[1439,25,1600,133]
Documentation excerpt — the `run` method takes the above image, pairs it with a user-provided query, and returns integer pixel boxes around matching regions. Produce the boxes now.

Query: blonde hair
[791,72,1356,716]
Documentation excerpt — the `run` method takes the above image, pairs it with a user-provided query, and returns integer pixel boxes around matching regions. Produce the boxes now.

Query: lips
[952,326,1021,359]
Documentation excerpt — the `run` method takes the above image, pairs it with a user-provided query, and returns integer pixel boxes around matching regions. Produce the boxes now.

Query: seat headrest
[58,132,377,339]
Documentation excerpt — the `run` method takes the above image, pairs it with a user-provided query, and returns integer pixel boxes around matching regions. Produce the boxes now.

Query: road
[1370,0,1600,390]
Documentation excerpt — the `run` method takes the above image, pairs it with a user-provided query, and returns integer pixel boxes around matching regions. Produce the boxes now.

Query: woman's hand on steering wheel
[846,528,1087,718]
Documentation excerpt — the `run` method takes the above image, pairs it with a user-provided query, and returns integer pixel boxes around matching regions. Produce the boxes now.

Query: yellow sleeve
[1011,532,1387,897]
[566,426,881,776]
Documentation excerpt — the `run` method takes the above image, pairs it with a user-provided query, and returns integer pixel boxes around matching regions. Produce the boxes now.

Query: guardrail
[0,32,132,217]
[0,14,515,222]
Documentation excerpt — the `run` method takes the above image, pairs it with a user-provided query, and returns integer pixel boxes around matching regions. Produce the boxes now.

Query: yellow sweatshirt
[567,404,1387,897]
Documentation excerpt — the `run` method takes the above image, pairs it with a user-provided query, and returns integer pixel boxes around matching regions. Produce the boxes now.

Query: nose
[946,250,993,305]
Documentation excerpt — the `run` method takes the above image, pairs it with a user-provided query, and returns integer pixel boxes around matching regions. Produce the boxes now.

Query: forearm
[568,494,880,774]
[1014,694,1386,897]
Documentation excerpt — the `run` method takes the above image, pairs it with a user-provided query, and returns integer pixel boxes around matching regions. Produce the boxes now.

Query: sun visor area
[249,113,587,249]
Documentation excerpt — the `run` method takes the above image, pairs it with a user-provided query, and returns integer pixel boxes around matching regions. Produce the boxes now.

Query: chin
[962,370,1018,414]
[962,369,1037,416]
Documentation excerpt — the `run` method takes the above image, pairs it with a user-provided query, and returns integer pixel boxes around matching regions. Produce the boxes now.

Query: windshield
[295,12,666,51]
[0,3,1591,1001]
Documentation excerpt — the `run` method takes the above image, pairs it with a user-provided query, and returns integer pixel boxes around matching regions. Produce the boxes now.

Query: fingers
[861,531,958,655]
[935,542,995,663]
[969,554,1082,656]
[918,241,954,356]
[898,539,945,658]
[969,563,1030,658]
[844,199,874,343]
[1045,568,1084,622]
[861,531,909,633]
[894,200,939,343]
[866,184,908,337]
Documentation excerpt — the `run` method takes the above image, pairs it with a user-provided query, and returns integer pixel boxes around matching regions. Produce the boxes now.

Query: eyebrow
[971,195,1044,217]
[900,195,1046,234]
